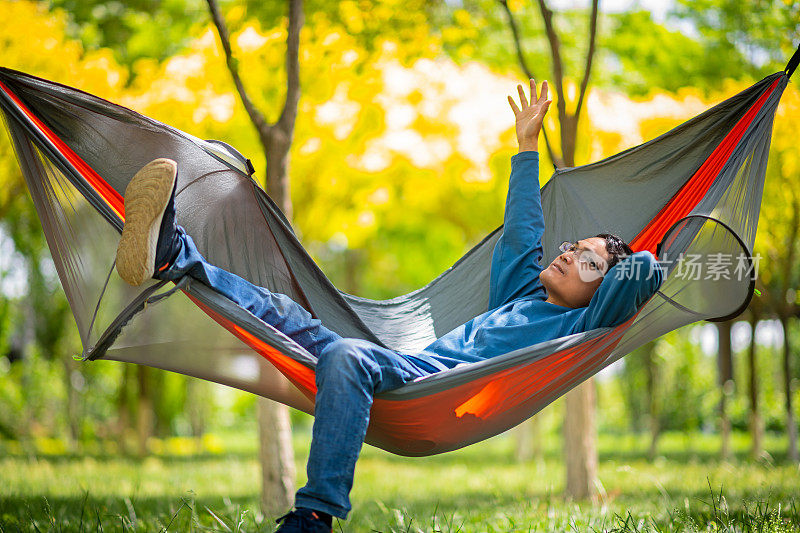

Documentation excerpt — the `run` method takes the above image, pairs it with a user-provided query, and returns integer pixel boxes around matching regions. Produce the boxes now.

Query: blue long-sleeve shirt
[417,151,663,369]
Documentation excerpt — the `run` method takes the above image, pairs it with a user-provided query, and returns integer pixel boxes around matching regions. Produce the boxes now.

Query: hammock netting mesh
[0,66,789,456]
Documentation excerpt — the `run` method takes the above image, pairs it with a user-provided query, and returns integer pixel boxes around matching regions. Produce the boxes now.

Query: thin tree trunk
[747,310,763,460]
[62,356,80,450]
[207,0,303,513]
[344,248,364,295]
[117,364,132,454]
[564,380,597,499]
[514,415,542,462]
[780,314,799,462]
[152,369,168,437]
[136,365,153,457]
[186,379,207,438]
[258,161,297,510]
[777,195,799,462]
[643,341,660,460]
[529,0,600,499]
[258,110,299,516]
[716,320,733,461]
[258,396,296,514]
[20,301,36,439]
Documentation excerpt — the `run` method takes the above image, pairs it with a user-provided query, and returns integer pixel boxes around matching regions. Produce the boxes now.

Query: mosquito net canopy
[0,66,789,455]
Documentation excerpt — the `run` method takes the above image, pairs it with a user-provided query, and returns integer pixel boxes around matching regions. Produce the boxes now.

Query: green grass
[0,429,798,531]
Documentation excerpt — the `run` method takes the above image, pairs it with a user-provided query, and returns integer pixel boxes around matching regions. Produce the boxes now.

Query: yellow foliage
[0,0,129,212]
[3,0,800,297]
[753,81,800,282]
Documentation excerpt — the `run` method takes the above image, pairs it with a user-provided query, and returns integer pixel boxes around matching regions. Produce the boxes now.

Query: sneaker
[275,508,332,533]
[116,158,179,286]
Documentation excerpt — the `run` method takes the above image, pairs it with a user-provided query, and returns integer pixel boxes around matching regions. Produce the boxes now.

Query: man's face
[540,237,611,308]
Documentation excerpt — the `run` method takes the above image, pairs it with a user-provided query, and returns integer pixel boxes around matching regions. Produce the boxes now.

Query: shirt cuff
[511,151,539,164]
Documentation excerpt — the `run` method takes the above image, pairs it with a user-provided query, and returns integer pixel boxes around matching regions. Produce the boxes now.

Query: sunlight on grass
[0,430,798,531]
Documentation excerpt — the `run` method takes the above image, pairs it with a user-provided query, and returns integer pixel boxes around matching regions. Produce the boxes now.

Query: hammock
[0,60,793,457]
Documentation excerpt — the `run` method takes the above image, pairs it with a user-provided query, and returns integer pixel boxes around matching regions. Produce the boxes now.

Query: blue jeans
[158,228,444,518]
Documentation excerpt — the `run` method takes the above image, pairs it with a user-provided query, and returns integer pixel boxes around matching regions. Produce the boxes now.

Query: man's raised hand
[508,79,552,153]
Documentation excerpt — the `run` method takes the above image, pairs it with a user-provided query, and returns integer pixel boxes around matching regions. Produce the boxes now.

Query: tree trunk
[716,320,733,461]
[259,132,299,515]
[564,380,597,499]
[258,396,296,514]
[152,369,169,437]
[557,31,597,501]
[344,248,364,295]
[116,364,132,454]
[747,311,763,460]
[514,415,543,462]
[186,378,207,438]
[266,131,293,222]
[206,0,303,512]
[62,356,80,450]
[502,0,600,499]
[643,341,660,461]
[136,365,153,457]
[780,314,799,462]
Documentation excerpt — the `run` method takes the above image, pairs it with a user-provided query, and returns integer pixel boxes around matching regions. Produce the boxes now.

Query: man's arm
[489,152,546,308]
[574,251,664,331]
[489,80,552,309]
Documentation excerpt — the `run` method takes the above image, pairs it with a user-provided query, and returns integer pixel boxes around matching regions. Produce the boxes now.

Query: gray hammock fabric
[0,65,790,456]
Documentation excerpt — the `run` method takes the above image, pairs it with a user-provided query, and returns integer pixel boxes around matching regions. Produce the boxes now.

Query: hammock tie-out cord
[785,42,800,79]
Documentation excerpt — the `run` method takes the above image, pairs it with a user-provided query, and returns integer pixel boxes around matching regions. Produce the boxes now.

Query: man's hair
[594,233,633,269]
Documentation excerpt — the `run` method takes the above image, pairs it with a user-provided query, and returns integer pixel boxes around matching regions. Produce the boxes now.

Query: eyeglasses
[558,241,608,276]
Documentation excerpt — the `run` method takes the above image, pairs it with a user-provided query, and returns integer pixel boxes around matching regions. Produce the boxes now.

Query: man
[116,80,662,532]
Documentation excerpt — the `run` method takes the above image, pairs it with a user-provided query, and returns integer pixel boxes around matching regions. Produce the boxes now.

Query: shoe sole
[116,158,177,286]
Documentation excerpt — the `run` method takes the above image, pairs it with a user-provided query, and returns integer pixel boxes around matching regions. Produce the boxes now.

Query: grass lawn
[0,429,798,531]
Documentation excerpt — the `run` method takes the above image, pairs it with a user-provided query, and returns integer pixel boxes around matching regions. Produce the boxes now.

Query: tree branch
[499,0,534,80]
[206,0,272,141]
[498,0,560,167]
[574,0,599,121]
[277,0,303,135]
[536,0,567,130]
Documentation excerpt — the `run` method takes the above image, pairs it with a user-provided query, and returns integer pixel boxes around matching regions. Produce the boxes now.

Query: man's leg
[294,338,441,518]
[117,160,437,525]
[116,158,341,358]
[158,227,341,358]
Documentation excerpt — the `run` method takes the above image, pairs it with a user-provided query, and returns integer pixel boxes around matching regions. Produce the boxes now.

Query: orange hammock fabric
[0,66,787,455]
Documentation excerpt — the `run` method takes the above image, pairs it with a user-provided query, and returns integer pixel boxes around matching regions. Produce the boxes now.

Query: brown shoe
[116,158,178,286]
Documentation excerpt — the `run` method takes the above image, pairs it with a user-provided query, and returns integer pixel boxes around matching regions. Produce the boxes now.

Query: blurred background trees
[0,0,798,508]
